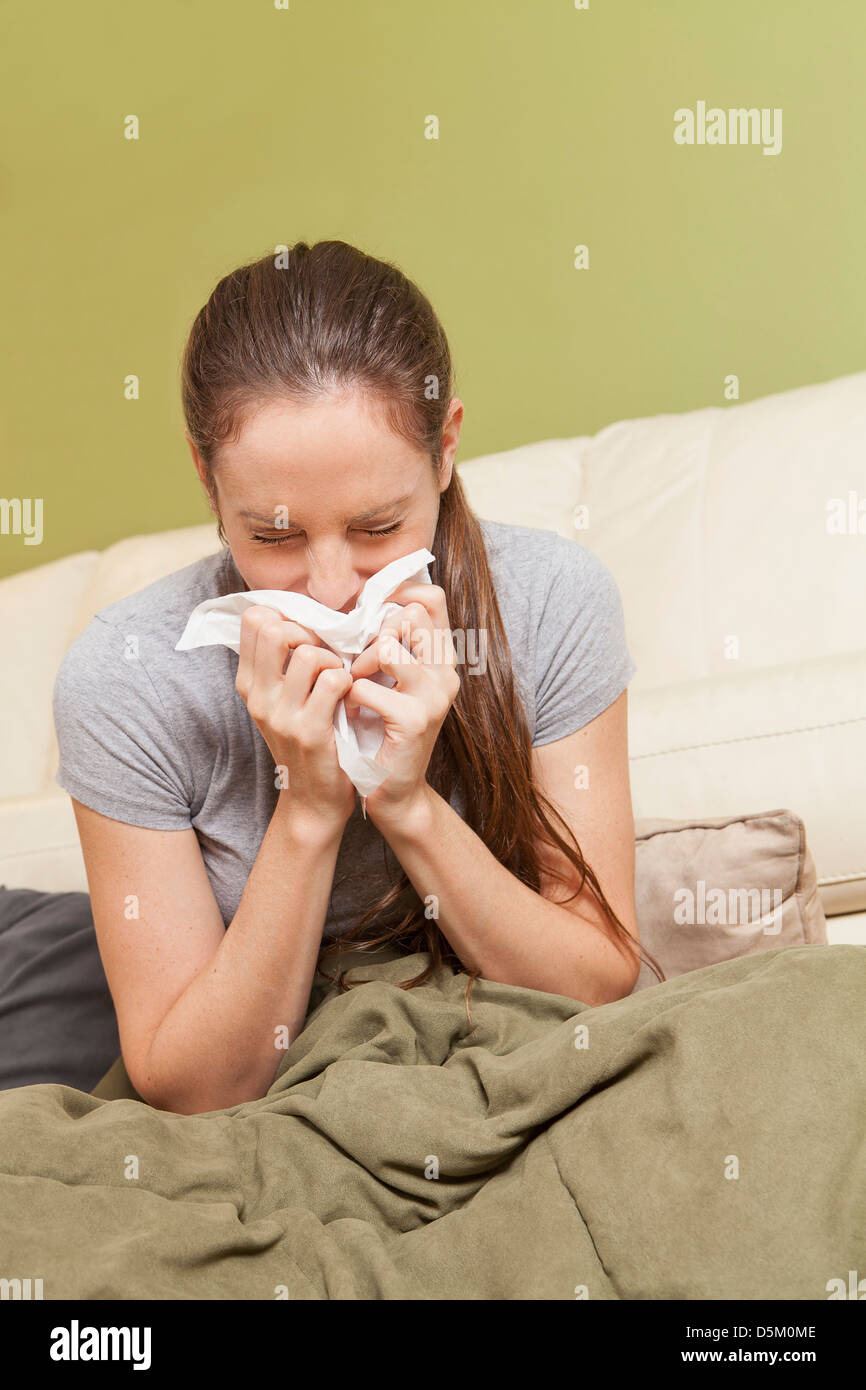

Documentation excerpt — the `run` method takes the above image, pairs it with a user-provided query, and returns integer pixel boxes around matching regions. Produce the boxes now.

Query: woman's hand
[346,583,460,828]
[235,606,356,837]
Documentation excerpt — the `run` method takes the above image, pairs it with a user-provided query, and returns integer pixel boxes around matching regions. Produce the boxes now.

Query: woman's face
[188,391,462,611]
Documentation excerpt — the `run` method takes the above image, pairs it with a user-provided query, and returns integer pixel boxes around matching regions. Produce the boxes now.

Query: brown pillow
[631,807,827,993]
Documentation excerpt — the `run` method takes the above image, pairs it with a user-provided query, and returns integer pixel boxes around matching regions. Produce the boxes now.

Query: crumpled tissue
[175,548,436,811]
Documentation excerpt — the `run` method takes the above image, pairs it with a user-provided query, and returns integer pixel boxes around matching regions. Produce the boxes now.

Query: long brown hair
[181,240,665,1010]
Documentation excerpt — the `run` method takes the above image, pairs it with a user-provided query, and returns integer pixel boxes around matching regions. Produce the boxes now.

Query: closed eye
[252,521,403,545]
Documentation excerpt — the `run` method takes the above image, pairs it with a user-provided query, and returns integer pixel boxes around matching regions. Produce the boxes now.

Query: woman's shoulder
[51,549,242,823]
[475,517,636,740]
[477,517,622,621]
[53,548,238,700]
[89,547,237,637]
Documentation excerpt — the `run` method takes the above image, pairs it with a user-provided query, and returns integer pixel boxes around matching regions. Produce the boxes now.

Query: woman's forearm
[141,797,344,1114]
[373,785,638,1006]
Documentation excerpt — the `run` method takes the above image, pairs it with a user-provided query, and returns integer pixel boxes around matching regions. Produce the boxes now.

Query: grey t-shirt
[52,519,637,937]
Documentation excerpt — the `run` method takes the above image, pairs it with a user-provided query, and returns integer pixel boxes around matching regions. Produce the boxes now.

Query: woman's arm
[347,587,640,1006]
[74,794,345,1115]
[75,606,362,1116]
[367,691,639,1006]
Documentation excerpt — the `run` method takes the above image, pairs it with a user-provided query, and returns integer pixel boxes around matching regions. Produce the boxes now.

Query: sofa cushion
[0,792,88,895]
[0,551,99,799]
[628,647,866,917]
[632,807,826,992]
[457,437,585,537]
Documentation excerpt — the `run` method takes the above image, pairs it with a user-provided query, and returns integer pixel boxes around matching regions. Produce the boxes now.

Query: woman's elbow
[607,953,641,1003]
[578,953,640,1006]
[129,1055,265,1115]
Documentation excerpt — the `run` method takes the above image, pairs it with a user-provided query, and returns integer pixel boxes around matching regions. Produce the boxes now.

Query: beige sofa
[1,370,864,945]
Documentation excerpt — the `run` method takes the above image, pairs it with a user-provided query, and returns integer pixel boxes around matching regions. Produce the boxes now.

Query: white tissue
[175,548,436,807]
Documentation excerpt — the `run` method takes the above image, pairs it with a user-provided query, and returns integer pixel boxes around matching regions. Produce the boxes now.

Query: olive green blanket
[0,943,863,1299]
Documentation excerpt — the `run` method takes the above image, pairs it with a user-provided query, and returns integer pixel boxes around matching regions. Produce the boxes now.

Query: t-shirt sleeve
[52,615,194,830]
[533,535,637,746]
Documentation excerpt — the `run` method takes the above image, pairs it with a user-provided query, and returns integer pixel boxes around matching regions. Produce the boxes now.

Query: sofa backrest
[457,369,866,690]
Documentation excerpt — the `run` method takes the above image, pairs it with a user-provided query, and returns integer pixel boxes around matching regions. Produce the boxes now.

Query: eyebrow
[241,492,416,527]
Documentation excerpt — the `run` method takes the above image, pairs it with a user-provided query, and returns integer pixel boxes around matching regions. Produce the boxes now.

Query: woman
[53,240,662,1116]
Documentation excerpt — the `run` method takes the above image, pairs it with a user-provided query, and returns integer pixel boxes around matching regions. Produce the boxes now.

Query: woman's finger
[386,582,453,639]
[274,643,346,716]
[389,592,457,668]
[237,607,322,695]
[301,665,355,736]
[370,634,429,695]
[382,602,437,663]
[348,649,458,722]
[352,600,454,677]
[345,676,422,728]
[350,629,414,680]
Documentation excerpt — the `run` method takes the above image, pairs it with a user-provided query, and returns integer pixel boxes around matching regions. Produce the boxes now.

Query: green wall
[2,0,864,578]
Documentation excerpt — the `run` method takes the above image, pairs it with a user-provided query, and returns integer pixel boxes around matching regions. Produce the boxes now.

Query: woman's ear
[186,432,222,526]
[185,431,207,486]
[439,397,463,491]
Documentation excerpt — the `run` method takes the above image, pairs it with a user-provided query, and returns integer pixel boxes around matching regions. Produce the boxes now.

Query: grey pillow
[0,885,120,1093]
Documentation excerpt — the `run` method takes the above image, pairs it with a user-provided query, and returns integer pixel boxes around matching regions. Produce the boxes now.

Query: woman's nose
[302,540,367,609]
[305,570,360,613]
